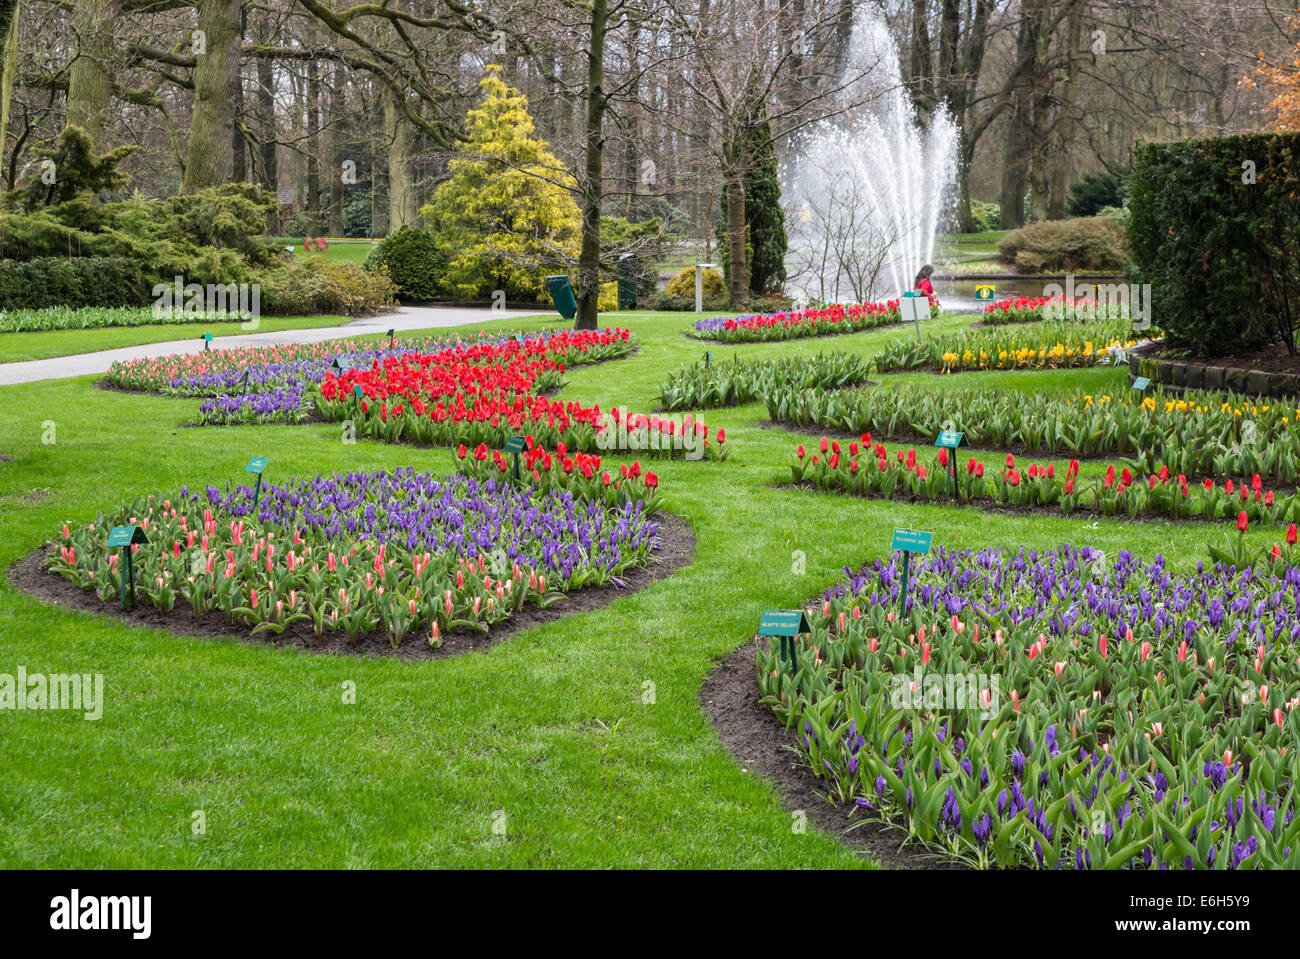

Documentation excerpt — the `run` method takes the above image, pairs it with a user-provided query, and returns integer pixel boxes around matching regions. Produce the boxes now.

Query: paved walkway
[0,305,545,386]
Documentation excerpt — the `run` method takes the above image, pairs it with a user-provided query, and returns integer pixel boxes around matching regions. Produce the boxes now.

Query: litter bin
[546,274,578,320]
[617,253,638,310]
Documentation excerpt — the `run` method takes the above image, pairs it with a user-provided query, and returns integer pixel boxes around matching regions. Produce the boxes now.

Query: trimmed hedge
[363,225,447,300]
[0,256,153,310]
[997,217,1128,273]
[1128,132,1300,355]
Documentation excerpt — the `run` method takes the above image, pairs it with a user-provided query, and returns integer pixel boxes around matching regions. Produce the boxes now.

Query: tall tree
[182,0,241,193]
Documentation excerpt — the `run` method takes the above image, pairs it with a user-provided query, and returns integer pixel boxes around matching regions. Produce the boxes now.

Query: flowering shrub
[791,439,1300,528]
[765,383,1300,483]
[689,300,935,343]
[43,469,660,648]
[657,352,871,411]
[454,439,665,513]
[873,318,1142,373]
[759,545,1300,868]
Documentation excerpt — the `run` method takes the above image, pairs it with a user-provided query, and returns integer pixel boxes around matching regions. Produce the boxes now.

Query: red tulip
[1238,511,1249,533]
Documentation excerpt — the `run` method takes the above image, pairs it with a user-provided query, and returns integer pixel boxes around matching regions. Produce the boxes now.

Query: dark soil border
[10,512,695,662]
[700,639,964,869]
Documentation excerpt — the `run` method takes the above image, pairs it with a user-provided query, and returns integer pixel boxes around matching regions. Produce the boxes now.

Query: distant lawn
[0,314,357,364]
[268,237,379,266]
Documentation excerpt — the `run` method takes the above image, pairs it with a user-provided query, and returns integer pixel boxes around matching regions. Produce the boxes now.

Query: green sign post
[503,435,526,481]
[201,333,213,352]
[332,356,353,375]
[387,328,396,349]
[891,528,933,618]
[1132,376,1151,391]
[704,350,712,370]
[106,524,148,609]
[758,609,812,674]
[934,430,966,499]
[245,456,269,507]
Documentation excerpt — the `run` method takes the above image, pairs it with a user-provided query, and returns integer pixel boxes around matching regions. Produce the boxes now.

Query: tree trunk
[66,0,116,144]
[1047,2,1083,219]
[256,55,277,191]
[182,0,241,193]
[724,163,747,309]
[384,86,417,232]
[574,0,608,331]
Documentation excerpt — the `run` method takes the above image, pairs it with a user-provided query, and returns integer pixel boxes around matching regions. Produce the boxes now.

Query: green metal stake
[704,350,711,369]
[899,550,911,619]
[121,546,136,609]
[253,472,263,508]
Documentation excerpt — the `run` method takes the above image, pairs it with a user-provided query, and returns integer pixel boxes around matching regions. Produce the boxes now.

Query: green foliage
[997,217,1128,273]
[665,265,725,300]
[15,125,137,209]
[0,183,281,286]
[969,200,1002,233]
[421,67,580,301]
[343,190,373,238]
[1067,169,1128,218]
[0,256,152,309]
[258,257,397,316]
[1128,132,1300,355]
[364,225,447,300]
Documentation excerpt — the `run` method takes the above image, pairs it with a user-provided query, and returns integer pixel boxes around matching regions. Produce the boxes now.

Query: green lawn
[269,237,379,266]
[0,314,358,364]
[0,310,1252,867]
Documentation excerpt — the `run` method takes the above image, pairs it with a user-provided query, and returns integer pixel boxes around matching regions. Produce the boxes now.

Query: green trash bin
[546,275,578,320]
[617,253,638,310]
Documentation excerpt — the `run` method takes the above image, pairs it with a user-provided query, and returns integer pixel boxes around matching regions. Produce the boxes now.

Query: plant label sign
[1132,376,1151,391]
[353,385,363,399]
[107,525,147,608]
[106,525,147,548]
[892,528,932,618]
[891,528,933,554]
[975,285,996,301]
[758,609,811,637]
[245,457,269,475]
[758,609,811,674]
[332,357,353,374]
[934,430,965,449]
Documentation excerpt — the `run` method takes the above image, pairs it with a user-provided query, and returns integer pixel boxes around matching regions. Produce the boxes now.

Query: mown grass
[0,310,1257,867]
[269,237,379,267]
[0,315,357,364]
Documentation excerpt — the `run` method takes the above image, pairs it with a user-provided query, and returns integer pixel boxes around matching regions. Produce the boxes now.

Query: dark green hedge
[1128,132,1300,356]
[0,256,155,310]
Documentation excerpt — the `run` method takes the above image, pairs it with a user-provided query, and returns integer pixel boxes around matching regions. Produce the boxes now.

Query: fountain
[784,11,959,306]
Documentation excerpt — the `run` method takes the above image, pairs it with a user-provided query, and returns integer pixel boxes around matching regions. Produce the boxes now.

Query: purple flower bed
[760,544,1300,868]
[206,467,659,586]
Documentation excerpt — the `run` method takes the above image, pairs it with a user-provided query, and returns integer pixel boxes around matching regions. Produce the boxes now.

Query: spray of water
[784,12,959,304]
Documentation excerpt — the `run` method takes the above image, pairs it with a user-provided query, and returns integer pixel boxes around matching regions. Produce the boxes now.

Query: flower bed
[44,467,661,649]
[790,438,1300,528]
[979,294,1102,325]
[873,319,1141,373]
[657,352,872,411]
[454,439,666,514]
[104,328,636,428]
[689,300,932,343]
[764,383,1300,483]
[758,545,1300,868]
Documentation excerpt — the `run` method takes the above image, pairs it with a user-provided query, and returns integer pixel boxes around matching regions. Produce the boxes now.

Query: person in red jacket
[912,264,940,310]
